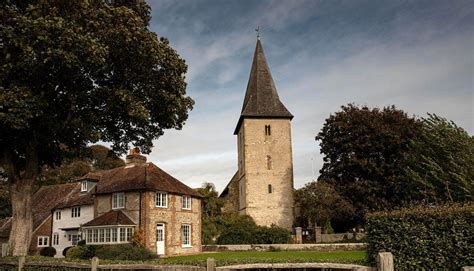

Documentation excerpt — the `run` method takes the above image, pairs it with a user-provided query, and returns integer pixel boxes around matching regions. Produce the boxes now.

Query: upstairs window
[71,207,81,218]
[155,192,168,208]
[81,181,88,192]
[55,211,61,220]
[112,192,125,209]
[182,196,191,210]
[265,125,271,136]
[268,184,273,194]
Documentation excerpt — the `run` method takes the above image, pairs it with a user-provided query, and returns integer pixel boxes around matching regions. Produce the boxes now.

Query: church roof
[234,39,293,134]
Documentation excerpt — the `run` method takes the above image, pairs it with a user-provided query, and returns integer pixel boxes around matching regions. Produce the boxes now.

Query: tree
[295,181,354,233]
[196,182,224,245]
[41,144,125,185]
[1,1,193,255]
[315,104,421,222]
[405,114,473,204]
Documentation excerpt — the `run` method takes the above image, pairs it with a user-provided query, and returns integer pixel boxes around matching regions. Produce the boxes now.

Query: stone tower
[221,38,294,230]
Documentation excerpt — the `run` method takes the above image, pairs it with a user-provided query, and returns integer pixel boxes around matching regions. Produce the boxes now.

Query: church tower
[232,38,294,230]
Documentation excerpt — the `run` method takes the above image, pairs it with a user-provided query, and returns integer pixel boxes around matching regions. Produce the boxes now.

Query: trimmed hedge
[366,204,473,270]
[66,244,156,261]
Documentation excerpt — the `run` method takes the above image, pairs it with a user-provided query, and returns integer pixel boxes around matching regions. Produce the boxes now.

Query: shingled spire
[234,39,293,134]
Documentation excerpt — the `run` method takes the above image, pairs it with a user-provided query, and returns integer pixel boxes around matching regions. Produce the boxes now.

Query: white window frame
[52,233,59,246]
[155,192,168,208]
[55,211,61,220]
[182,224,191,247]
[182,196,191,210]
[81,180,88,192]
[112,192,125,209]
[84,227,133,244]
[71,207,81,218]
[37,236,49,247]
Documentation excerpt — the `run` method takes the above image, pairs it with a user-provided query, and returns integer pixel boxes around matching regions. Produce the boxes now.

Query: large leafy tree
[0,0,193,255]
[405,114,473,204]
[316,104,421,221]
[295,181,354,233]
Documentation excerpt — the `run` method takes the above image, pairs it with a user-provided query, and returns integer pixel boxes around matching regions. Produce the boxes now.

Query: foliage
[39,247,56,257]
[0,181,11,219]
[316,104,421,222]
[295,181,354,232]
[216,215,292,245]
[405,114,473,204]
[40,144,125,185]
[366,203,473,270]
[1,0,192,255]
[130,228,145,248]
[197,182,224,245]
[66,244,155,261]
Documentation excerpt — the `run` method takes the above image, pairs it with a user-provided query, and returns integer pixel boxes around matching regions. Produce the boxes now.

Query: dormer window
[81,181,88,192]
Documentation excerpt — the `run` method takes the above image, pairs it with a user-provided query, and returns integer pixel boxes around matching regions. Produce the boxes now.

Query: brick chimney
[125,147,147,165]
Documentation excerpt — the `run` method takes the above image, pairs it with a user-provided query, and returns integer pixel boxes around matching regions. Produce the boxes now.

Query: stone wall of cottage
[239,118,294,230]
[140,191,201,256]
[29,215,52,255]
[95,192,140,224]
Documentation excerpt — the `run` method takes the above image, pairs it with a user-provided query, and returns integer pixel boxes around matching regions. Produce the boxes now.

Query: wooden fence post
[377,252,394,271]
[207,257,216,271]
[18,256,25,271]
[91,256,99,271]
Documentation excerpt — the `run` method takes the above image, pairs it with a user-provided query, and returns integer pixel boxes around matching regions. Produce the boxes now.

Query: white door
[156,224,165,255]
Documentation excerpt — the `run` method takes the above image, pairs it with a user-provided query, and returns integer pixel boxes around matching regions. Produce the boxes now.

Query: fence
[0,253,396,271]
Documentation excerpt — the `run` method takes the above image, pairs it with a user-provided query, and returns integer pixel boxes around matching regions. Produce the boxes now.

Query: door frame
[156,223,165,255]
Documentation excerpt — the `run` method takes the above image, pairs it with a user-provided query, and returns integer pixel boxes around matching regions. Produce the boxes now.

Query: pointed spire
[234,38,293,134]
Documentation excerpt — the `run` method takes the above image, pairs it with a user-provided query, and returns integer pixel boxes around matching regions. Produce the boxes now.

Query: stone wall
[240,118,294,230]
[141,192,201,256]
[203,243,366,252]
[221,172,239,214]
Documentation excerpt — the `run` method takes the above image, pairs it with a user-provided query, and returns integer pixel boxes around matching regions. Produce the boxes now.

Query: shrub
[66,244,155,261]
[366,204,473,270]
[216,215,291,244]
[39,247,56,257]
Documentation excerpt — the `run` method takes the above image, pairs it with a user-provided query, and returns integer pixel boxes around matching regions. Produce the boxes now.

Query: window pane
[105,228,111,242]
[112,228,117,242]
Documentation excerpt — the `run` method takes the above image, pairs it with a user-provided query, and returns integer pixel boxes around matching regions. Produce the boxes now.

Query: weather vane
[255,26,260,39]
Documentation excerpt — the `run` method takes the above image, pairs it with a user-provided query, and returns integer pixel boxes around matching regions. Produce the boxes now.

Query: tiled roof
[54,183,95,209]
[0,182,78,237]
[82,210,135,227]
[92,162,201,197]
[234,39,293,134]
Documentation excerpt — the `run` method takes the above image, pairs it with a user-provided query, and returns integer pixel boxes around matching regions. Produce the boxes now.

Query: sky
[140,0,473,192]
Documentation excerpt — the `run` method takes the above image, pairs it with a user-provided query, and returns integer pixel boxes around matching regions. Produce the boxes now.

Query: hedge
[66,244,156,261]
[366,204,473,270]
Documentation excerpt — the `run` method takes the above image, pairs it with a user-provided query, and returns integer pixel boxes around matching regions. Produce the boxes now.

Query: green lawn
[157,250,367,266]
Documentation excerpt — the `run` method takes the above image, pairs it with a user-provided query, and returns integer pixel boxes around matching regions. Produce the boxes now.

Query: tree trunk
[8,178,35,256]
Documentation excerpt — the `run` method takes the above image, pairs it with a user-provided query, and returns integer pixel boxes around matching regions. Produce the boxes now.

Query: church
[220,37,295,230]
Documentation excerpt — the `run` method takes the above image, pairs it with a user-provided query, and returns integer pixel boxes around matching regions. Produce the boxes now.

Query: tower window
[265,125,271,136]
[266,155,272,170]
[268,184,272,194]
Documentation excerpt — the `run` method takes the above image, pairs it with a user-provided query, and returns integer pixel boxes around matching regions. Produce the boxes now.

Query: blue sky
[142,0,473,192]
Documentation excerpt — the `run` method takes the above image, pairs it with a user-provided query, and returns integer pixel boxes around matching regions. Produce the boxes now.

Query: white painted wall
[51,205,94,258]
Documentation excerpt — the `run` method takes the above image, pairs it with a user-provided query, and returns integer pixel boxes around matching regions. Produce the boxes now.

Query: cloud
[142,0,473,193]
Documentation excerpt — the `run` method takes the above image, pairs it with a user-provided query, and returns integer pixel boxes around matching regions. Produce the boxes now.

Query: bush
[66,244,155,261]
[366,204,473,270]
[216,215,292,244]
[39,247,56,257]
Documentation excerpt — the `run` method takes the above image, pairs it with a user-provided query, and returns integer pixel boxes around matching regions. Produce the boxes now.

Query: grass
[156,250,367,266]
[0,250,367,267]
